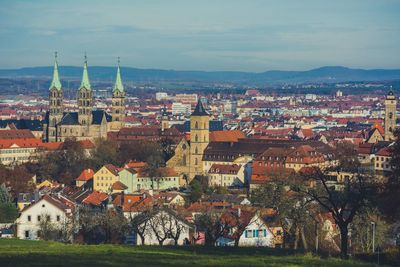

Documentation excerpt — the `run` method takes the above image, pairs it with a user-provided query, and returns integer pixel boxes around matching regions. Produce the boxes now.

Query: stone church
[166,99,210,183]
[43,54,126,142]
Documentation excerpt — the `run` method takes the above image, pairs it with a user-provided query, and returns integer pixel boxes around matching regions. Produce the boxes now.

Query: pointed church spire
[191,98,209,116]
[113,57,124,93]
[80,52,91,90]
[49,52,62,90]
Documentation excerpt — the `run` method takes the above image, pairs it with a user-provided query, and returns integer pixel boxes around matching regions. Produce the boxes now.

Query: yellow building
[93,164,120,192]
[189,99,210,180]
[384,89,397,141]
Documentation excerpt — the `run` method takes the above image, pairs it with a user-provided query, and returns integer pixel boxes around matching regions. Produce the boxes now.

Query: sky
[0,0,399,72]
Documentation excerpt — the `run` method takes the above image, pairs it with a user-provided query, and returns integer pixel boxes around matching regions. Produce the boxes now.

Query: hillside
[0,66,399,85]
[0,239,379,267]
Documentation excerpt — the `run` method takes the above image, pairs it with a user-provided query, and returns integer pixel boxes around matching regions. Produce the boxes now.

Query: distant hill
[0,65,400,85]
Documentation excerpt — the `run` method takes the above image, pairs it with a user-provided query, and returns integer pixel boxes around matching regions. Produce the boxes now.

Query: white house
[17,195,74,240]
[217,211,280,247]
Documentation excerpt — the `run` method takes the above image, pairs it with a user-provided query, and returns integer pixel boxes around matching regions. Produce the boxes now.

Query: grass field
[0,239,380,267]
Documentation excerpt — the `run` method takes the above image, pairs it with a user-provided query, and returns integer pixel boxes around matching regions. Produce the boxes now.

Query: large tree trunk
[339,224,349,259]
[301,226,308,250]
[294,227,300,250]
[139,234,145,245]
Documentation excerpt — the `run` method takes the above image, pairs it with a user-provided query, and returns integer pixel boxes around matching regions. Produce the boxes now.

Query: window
[27,215,31,222]
[42,204,45,208]
[25,231,29,238]
[37,215,41,222]
[47,215,51,221]
[57,215,60,222]
[246,230,252,238]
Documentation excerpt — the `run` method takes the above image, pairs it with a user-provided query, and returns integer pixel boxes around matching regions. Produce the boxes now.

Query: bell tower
[48,52,63,142]
[161,105,169,131]
[77,53,93,126]
[189,99,209,180]
[111,57,125,130]
[384,88,397,141]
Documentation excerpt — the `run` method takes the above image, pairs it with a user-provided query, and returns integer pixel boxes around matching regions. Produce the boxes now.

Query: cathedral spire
[49,52,62,90]
[113,57,124,93]
[80,52,91,90]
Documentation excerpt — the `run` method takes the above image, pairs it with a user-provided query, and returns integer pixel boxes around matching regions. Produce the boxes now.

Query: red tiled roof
[209,130,245,142]
[82,191,108,206]
[0,138,42,149]
[104,164,120,176]
[0,129,35,139]
[76,169,95,182]
[113,194,143,212]
[111,181,128,190]
[376,147,392,157]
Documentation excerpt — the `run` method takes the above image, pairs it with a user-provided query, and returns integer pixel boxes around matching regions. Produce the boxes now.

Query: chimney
[121,191,125,207]
[237,207,241,218]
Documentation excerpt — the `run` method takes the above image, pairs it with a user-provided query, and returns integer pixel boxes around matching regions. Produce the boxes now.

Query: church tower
[77,54,93,126]
[161,105,169,131]
[384,88,397,141]
[111,58,125,130]
[48,52,63,142]
[189,99,209,180]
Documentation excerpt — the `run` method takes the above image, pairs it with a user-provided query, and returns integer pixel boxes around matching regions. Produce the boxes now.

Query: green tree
[36,138,88,185]
[89,139,120,169]
[0,184,18,223]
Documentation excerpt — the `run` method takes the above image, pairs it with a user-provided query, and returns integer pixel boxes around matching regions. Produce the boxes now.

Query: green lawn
[0,239,379,267]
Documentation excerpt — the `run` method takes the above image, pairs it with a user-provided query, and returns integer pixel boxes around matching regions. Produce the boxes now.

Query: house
[154,192,186,207]
[17,195,74,240]
[82,191,109,208]
[93,164,120,192]
[216,210,281,247]
[76,168,94,188]
[208,164,245,187]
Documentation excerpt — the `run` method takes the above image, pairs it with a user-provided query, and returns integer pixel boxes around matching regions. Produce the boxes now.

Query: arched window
[195,121,198,129]
[389,112,393,119]
[182,154,186,165]
[195,147,198,154]
[195,134,198,142]
[195,158,198,166]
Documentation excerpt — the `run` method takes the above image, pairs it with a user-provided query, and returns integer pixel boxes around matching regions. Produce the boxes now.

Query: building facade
[189,100,210,180]
[384,90,397,141]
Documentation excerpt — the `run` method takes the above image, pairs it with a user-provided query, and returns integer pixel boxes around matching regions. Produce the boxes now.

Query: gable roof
[76,169,95,182]
[209,130,245,142]
[82,191,108,206]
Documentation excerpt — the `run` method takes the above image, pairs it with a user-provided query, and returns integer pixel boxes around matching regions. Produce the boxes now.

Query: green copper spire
[113,57,124,93]
[79,53,91,90]
[49,52,62,90]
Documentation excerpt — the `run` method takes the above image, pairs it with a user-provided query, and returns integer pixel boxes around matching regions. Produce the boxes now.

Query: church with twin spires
[43,53,126,142]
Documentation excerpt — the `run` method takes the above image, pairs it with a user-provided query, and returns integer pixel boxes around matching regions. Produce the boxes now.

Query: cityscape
[0,1,399,267]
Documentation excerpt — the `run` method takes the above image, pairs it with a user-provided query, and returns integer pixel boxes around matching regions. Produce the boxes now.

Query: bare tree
[195,210,229,246]
[130,211,152,245]
[148,210,171,245]
[295,169,376,259]
[164,209,188,246]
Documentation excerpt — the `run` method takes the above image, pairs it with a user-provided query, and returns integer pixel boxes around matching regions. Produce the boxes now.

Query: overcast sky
[0,0,399,71]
